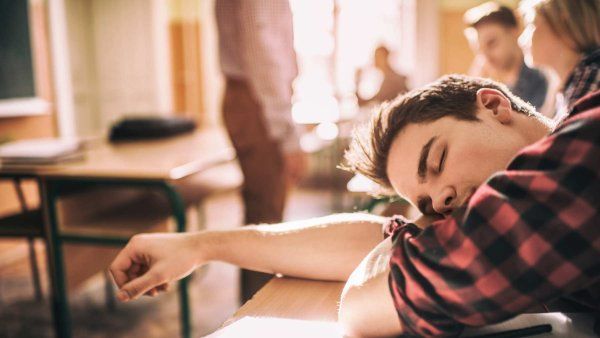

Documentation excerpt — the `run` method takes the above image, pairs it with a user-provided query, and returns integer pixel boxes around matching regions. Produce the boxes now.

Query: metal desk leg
[178,278,191,338]
[39,178,192,338]
[164,183,192,338]
[13,178,43,301]
[41,179,72,338]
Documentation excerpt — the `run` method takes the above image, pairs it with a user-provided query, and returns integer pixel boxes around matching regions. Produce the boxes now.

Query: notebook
[0,138,83,165]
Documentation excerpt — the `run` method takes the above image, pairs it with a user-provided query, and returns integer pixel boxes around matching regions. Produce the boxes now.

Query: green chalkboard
[0,0,36,100]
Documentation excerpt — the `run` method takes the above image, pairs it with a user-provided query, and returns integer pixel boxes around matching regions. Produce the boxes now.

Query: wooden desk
[0,129,235,338]
[210,277,345,338]
[0,128,235,180]
[228,277,344,323]
[214,277,598,338]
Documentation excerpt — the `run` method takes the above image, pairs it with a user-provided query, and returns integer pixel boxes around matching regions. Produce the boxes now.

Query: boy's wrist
[190,231,220,267]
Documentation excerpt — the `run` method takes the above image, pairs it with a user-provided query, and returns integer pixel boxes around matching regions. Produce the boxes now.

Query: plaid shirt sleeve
[385,91,600,337]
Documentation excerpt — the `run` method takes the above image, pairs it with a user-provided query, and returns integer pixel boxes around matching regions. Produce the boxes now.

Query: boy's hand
[109,233,200,301]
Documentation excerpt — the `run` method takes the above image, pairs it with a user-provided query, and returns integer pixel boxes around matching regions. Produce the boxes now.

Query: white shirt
[215,0,300,153]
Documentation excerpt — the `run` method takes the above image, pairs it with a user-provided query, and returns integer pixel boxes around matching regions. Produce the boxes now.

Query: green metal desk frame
[41,177,192,338]
[362,196,404,213]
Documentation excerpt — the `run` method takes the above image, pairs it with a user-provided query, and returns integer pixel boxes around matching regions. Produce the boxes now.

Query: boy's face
[472,23,520,71]
[386,98,528,216]
[519,13,565,70]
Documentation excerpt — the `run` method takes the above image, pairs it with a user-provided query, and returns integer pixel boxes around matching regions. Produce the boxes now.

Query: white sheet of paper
[460,312,597,337]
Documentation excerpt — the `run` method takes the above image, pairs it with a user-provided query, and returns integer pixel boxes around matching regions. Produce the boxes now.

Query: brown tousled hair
[343,74,535,192]
[464,2,519,29]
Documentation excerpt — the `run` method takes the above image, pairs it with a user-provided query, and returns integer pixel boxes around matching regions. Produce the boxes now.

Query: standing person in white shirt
[215,0,307,303]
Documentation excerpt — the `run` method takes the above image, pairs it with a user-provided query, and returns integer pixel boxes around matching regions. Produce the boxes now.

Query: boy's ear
[476,88,513,124]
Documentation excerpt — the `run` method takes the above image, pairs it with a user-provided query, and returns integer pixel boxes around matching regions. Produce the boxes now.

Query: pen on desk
[464,323,552,338]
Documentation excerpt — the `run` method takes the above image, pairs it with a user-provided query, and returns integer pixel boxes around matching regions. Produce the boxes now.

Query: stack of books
[0,138,83,165]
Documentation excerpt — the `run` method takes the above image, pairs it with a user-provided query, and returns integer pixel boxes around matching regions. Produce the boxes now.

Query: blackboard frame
[0,0,51,118]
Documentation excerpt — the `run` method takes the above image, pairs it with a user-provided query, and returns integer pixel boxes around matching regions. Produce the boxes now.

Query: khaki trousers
[222,78,288,303]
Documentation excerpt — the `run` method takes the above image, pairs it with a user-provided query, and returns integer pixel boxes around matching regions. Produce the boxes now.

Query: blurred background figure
[355,46,409,107]
[519,0,600,122]
[464,2,551,115]
[215,0,307,303]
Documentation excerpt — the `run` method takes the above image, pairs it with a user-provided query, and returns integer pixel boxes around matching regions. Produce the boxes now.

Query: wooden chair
[0,178,44,301]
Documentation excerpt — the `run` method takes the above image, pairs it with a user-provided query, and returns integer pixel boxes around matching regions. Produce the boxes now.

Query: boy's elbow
[338,284,402,337]
[338,286,369,337]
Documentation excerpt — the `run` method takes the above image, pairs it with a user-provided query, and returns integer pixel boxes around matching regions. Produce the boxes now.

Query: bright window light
[316,122,339,141]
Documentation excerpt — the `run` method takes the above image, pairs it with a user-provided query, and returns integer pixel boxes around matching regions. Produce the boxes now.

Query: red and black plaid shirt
[384,90,600,337]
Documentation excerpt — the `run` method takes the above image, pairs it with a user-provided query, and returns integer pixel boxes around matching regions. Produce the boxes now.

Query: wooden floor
[0,187,343,338]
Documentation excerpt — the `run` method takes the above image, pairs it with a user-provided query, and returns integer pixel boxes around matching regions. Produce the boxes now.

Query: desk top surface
[211,277,598,338]
[209,277,345,338]
[0,129,235,180]
[228,277,344,323]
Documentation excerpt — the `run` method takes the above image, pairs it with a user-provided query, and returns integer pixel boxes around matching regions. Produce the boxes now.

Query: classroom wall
[63,0,217,132]
[64,0,174,137]
[439,8,474,75]
[169,0,207,123]
[168,0,227,128]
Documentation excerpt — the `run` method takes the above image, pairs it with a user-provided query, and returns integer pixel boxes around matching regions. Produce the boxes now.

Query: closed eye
[438,147,446,173]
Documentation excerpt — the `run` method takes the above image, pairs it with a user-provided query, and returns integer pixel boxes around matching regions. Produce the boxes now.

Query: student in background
[215,0,307,303]
[464,2,551,115]
[519,0,600,122]
[355,46,409,107]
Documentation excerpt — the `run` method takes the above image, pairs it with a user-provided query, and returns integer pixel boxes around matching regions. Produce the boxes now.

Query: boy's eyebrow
[417,136,438,184]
